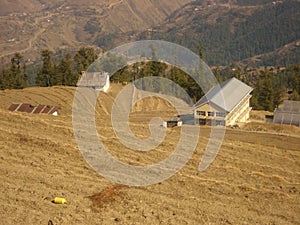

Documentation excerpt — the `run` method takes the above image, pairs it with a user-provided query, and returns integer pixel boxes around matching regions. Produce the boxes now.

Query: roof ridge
[221,77,236,88]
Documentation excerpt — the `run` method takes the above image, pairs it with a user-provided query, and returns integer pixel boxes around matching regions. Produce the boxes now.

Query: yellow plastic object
[54,197,67,204]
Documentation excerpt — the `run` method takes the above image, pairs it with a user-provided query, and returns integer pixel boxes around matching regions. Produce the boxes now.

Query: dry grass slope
[0,84,299,224]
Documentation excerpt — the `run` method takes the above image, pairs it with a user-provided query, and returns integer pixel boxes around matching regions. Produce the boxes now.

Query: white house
[78,72,110,92]
[192,77,253,126]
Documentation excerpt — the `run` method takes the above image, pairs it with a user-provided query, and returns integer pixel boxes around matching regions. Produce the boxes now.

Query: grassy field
[0,85,299,224]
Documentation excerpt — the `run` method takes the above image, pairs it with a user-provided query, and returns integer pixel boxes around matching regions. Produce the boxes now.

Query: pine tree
[56,54,77,86]
[5,53,28,89]
[36,50,54,87]
[74,47,97,74]
[256,70,275,111]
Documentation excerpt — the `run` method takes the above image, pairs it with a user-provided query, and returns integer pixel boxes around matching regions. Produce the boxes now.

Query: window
[216,112,226,117]
[208,111,215,117]
[199,119,206,125]
[216,120,226,126]
[197,111,206,116]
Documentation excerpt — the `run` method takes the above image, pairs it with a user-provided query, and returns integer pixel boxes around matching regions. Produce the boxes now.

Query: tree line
[0,47,299,112]
[0,47,98,90]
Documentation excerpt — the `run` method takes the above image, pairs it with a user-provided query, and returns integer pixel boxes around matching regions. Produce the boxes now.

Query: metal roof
[193,77,253,112]
[281,100,300,112]
[273,100,300,126]
[77,72,109,88]
[8,103,61,115]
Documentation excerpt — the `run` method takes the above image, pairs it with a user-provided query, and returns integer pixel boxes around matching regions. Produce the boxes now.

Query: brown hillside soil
[0,0,192,62]
[0,85,299,224]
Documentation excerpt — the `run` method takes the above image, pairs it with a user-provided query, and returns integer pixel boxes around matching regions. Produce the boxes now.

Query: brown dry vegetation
[0,84,299,224]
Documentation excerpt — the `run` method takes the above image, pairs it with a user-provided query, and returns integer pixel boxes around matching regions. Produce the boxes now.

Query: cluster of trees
[112,61,204,104]
[0,47,98,89]
[36,47,98,87]
[0,53,28,89]
[249,70,283,111]
[283,64,300,101]
[250,65,300,110]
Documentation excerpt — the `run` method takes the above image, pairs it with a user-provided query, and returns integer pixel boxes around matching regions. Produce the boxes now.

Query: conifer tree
[2,53,28,89]
[36,50,54,87]
[255,70,275,111]
[74,47,97,74]
[56,54,77,86]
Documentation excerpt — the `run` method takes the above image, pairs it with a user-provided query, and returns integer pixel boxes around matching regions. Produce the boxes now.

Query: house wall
[102,76,110,93]
[225,95,252,126]
[194,103,227,125]
[96,75,110,93]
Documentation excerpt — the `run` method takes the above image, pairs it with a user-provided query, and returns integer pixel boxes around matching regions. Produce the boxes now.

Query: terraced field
[0,85,299,224]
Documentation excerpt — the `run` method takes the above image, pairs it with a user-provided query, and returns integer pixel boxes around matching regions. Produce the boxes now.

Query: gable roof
[193,77,253,113]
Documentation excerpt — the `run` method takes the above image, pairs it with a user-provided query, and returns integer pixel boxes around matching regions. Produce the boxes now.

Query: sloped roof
[193,77,253,113]
[281,100,300,112]
[8,103,61,115]
[273,100,300,126]
[77,72,109,87]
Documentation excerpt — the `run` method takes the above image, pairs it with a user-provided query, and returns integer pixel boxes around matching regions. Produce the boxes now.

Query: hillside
[1,0,299,67]
[0,85,299,224]
[0,0,192,64]
[138,0,300,66]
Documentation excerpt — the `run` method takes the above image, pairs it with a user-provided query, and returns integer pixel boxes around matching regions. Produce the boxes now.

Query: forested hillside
[1,0,299,67]
[137,0,300,66]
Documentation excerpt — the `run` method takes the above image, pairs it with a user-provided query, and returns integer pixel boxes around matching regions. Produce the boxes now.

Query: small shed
[273,100,300,127]
[163,117,183,128]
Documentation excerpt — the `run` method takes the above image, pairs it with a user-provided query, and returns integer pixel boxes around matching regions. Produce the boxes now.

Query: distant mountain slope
[0,0,299,67]
[0,0,193,63]
[0,0,60,16]
[137,0,300,66]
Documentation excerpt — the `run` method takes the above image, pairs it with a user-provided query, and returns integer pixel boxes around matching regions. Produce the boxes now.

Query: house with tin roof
[192,77,253,126]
